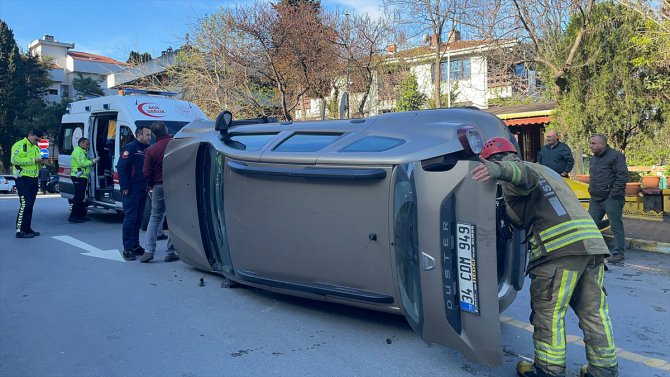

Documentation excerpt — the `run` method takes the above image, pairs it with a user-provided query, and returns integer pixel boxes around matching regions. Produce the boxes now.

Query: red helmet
[481,137,517,159]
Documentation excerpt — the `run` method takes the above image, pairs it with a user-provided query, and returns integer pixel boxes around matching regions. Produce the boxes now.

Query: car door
[393,159,505,367]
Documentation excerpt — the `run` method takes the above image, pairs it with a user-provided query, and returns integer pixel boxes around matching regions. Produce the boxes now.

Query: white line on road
[52,235,125,262]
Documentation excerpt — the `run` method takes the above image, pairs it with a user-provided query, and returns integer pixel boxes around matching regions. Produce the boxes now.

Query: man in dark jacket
[472,137,617,377]
[116,126,152,261]
[537,131,574,177]
[140,121,179,263]
[588,134,628,262]
[38,165,49,194]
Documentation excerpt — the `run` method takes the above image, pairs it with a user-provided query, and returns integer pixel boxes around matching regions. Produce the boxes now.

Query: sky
[0,0,385,63]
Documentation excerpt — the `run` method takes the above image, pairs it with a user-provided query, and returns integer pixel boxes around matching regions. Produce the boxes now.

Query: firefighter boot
[516,361,556,377]
[579,365,594,377]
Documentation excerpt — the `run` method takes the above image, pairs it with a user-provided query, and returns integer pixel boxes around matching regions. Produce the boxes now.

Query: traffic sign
[38,139,49,149]
[40,149,49,158]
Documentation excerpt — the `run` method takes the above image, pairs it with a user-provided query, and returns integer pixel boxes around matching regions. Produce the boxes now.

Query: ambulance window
[59,122,84,154]
[120,126,134,150]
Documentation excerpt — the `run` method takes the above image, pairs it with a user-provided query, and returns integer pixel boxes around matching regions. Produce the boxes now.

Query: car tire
[53,183,59,193]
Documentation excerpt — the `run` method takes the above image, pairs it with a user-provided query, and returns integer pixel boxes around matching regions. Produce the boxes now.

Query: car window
[135,120,189,138]
[224,133,278,151]
[273,133,343,152]
[340,136,405,152]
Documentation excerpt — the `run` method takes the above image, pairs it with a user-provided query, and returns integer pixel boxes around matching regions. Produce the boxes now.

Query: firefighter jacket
[71,145,94,180]
[485,155,609,271]
[116,140,148,191]
[11,138,41,178]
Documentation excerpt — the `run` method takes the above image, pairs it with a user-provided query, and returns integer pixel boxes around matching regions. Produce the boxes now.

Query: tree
[383,0,470,108]
[227,0,336,121]
[396,73,426,111]
[127,51,152,64]
[0,20,50,171]
[554,2,669,164]
[510,0,595,99]
[330,11,393,117]
[15,98,71,141]
[72,73,104,97]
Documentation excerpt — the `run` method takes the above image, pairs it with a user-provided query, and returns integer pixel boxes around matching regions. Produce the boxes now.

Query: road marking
[52,235,125,262]
[501,316,670,372]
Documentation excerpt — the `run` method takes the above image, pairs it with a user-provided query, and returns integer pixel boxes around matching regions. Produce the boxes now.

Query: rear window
[224,133,278,151]
[341,136,405,152]
[273,133,343,152]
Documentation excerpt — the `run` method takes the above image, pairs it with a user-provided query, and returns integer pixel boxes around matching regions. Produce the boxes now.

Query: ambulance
[57,88,208,212]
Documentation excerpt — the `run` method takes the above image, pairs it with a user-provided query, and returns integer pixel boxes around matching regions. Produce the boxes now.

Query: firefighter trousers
[529,254,618,377]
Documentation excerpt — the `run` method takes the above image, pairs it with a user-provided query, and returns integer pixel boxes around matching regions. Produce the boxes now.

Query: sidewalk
[602,216,670,255]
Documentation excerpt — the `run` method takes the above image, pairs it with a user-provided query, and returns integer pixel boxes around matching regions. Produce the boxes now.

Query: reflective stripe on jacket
[486,156,609,271]
[71,146,94,179]
[11,138,40,178]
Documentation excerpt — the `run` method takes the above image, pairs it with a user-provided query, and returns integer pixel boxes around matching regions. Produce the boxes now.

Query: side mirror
[215,110,233,135]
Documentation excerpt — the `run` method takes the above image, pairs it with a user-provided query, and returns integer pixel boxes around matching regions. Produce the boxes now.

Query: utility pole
[345,11,350,118]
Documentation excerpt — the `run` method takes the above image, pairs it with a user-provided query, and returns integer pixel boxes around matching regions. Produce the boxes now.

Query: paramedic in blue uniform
[116,126,152,261]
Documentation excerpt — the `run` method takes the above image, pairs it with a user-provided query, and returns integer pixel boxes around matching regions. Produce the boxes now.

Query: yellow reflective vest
[71,145,94,180]
[11,138,41,178]
[486,156,609,271]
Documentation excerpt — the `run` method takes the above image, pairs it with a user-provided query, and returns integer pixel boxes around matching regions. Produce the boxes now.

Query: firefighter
[470,137,617,377]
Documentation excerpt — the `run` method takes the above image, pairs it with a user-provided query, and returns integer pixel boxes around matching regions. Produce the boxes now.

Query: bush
[628,171,641,182]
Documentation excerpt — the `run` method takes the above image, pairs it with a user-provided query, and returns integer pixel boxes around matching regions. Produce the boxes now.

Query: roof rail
[117,87,177,97]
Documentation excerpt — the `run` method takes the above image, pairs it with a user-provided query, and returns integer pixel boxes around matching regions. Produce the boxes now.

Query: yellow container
[624,196,644,212]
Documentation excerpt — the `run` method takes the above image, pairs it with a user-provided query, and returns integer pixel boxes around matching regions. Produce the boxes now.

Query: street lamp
[345,11,350,118]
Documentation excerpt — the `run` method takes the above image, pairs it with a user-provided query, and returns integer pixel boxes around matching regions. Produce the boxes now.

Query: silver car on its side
[163,108,527,367]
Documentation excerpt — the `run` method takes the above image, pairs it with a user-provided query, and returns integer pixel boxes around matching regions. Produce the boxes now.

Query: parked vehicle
[47,174,60,193]
[57,88,207,213]
[0,175,16,194]
[164,108,528,367]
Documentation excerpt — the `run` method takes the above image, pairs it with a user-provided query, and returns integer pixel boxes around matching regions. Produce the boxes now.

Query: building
[28,35,129,102]
[296,30,541,120]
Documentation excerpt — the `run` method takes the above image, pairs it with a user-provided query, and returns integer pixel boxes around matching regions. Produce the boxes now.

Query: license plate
[456,222,479,315]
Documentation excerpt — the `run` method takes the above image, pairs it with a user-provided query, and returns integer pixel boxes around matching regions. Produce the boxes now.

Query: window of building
[273,133,343,152]
[48,89,58,95]
[224,133,279,151]
[341,136,405,152]
[433,58,471,82]
[60,85,70,98]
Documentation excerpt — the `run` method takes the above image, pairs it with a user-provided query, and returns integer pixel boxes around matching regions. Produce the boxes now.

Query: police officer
[471,137,617,377]
[116,126,152,261]
[68,137,99,223]
[11,129,45,238]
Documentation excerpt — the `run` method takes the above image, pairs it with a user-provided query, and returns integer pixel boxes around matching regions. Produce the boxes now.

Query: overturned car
[163,108,527,366]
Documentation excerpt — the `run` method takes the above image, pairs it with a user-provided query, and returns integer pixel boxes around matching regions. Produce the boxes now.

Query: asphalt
[602,216,670,254]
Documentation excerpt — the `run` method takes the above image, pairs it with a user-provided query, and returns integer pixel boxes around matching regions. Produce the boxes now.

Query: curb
[603,234,670,255]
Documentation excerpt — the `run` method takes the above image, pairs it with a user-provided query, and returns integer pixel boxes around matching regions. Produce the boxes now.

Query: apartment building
[28,34,128,102]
